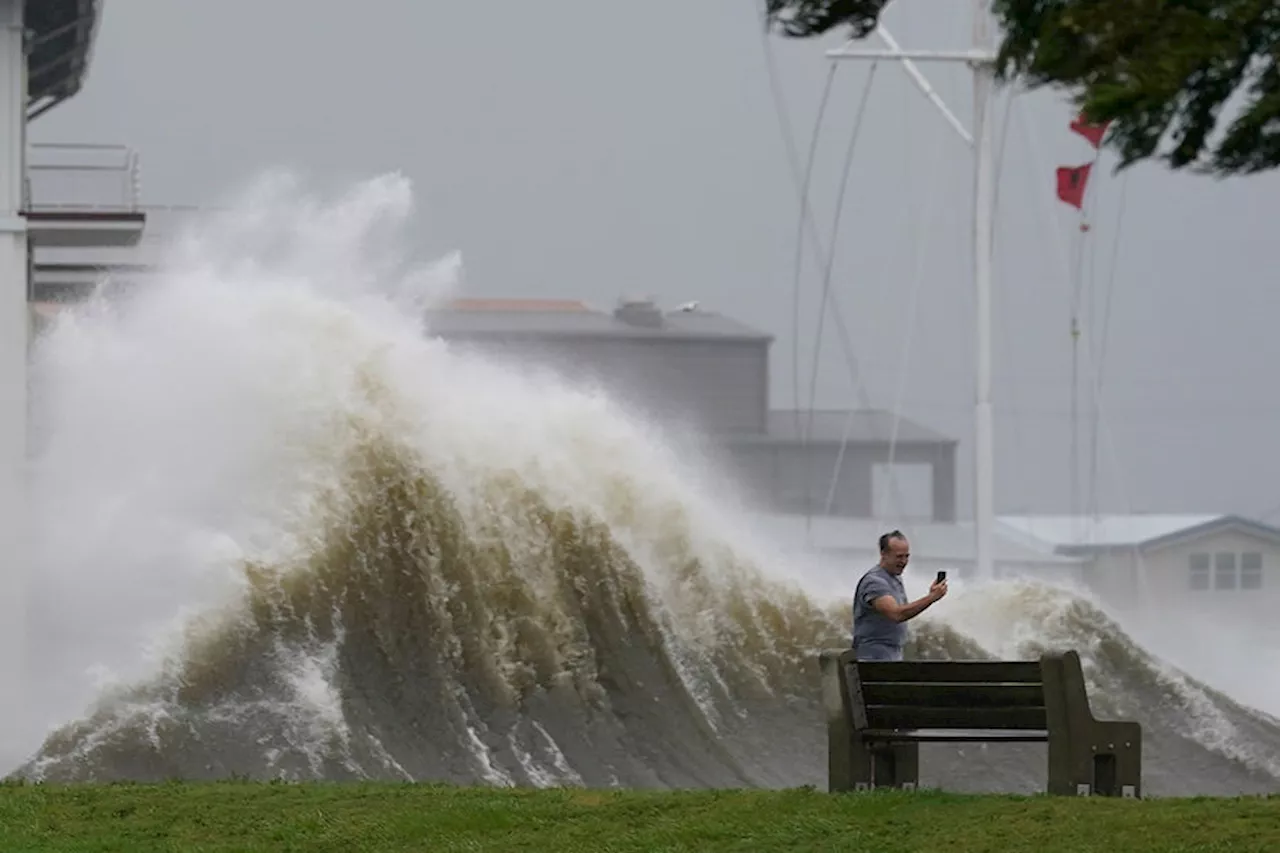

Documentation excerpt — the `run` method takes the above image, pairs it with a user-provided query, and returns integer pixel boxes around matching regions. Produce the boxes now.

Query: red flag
[1056,163,1092,209]
[1069,113,1110,148]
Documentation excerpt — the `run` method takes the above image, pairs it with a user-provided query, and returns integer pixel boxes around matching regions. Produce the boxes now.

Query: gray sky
[31,0,1280,522]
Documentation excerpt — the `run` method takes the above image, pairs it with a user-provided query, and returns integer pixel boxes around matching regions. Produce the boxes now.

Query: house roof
[446,298,592,313]
[757,409,955,446]
[996,513,1280,553]
[752,514,1081,567]
[424,297,772,343]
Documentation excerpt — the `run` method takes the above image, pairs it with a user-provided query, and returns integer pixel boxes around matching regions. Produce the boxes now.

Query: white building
[998,513,1280,619]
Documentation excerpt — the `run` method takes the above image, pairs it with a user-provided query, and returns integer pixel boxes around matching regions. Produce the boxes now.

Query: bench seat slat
[864,705,1047,731]
[859,682,1046,709]
[855,660,1043,683]
[862,728,1050,743]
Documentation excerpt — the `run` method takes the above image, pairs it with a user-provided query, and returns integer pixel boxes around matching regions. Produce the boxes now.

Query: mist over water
[1116,606,1280,723]
[26,177,449,713]
[12,174,1280,795]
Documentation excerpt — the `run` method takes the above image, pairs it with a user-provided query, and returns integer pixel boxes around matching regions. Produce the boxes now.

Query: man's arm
[868,580,947,624]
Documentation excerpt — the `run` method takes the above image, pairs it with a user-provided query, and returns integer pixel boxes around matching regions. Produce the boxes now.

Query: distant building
[428,296,958,521]
[998,513,1280,613]
[428,296,771,433]
[726,409,955,521]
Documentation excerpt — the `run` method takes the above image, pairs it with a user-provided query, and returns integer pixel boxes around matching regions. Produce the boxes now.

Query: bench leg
[833,738,920,791]
[872,742,919,790]
[829,735,875,792]
[1047,721,1142,798]
[1096,721,1142,798]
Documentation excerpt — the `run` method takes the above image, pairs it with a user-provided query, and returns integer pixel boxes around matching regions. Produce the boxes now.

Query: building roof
[717,409,954,446]
[447,298,592,312]
[996,513,1280,553]
[425,297,772,343]
[752,513,1081,567]
[27,0,101,118]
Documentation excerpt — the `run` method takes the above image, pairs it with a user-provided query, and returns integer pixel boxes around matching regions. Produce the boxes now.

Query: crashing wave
[13,174,1280,796]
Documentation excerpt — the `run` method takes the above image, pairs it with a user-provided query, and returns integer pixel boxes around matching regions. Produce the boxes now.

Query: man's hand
[872,579,948,624]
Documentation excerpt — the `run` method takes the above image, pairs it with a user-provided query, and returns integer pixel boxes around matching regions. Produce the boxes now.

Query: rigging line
[986,90,1030,521]
[1016,103,1090,527]
[805,61,880,419]
[989,87,1020,234]
[852,80,951,522]
[1078,298,1139,528]
[1067,154,1093,520]
[756,17,883,531]
[787,62,840,453]
[756,17,837,534]
[1015,105,1075,295]
[819,68,921,517]
[800,61,877,415]
[1014,107,1143,592]
[1067,183,1144,587]
[801,62,898,518]
[1070,227,1083,521]
[848,83,921,528]
[1069,146,1102,524]
[1088,169,1130,519]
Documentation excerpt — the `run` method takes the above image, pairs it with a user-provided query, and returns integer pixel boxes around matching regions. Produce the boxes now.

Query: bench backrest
[848,657,1048,731]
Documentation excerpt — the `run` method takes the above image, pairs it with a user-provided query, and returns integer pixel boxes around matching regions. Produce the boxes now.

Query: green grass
[0,782,1276,853]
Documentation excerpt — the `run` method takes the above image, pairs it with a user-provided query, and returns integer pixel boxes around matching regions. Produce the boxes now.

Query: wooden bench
[819,648,1142,797]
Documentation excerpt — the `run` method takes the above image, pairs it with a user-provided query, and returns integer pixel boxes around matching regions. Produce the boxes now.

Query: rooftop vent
[613,296,664,328]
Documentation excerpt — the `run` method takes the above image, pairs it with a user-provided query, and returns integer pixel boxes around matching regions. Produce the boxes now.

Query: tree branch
[761,0,1280,176]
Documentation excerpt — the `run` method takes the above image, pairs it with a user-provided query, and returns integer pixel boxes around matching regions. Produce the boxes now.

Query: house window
[1214,552,1237,590]
[1189,550,1266,592]
[1241,552,1263,590]
[1189,553,1210,590]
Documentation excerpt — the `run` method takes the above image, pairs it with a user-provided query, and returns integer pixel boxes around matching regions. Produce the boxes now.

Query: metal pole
[0,0,28,761]
[972,25,996,582]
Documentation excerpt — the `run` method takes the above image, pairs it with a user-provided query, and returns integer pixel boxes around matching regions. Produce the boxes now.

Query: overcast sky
[31,0,1280,523]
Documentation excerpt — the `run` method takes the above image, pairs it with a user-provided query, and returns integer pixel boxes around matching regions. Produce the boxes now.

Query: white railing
[24,142,141,212]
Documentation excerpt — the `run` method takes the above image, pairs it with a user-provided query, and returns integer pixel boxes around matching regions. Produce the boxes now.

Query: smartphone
[936,570,947,584]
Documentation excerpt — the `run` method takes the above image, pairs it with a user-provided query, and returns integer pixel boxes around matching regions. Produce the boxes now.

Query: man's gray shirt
[852,566,908,660]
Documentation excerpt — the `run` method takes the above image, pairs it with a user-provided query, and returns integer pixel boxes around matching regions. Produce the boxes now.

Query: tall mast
[826,2,999,579]
[971,4,996,582]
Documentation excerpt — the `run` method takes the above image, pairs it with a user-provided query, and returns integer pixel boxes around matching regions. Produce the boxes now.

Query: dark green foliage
[763,0,1280,176]
[991,0,1280,175]
[762,0,892,39]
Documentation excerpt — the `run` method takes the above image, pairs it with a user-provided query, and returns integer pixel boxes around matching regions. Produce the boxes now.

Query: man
[851,529,947,661]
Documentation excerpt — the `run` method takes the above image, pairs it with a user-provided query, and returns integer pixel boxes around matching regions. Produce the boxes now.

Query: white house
[997,514,1280,621]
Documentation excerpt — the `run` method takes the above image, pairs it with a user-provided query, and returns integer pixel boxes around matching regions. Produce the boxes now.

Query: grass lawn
[0,782,1276,853]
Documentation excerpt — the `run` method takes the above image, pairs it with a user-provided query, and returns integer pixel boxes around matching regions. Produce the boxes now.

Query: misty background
[32,0,1280,523]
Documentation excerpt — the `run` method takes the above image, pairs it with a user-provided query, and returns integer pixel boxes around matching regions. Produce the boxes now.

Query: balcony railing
[24,142,141,212]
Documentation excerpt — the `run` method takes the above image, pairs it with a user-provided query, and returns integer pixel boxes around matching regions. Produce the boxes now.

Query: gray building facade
[427,296,958,522]
[721,410,956,521]
[428,297,769,434]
